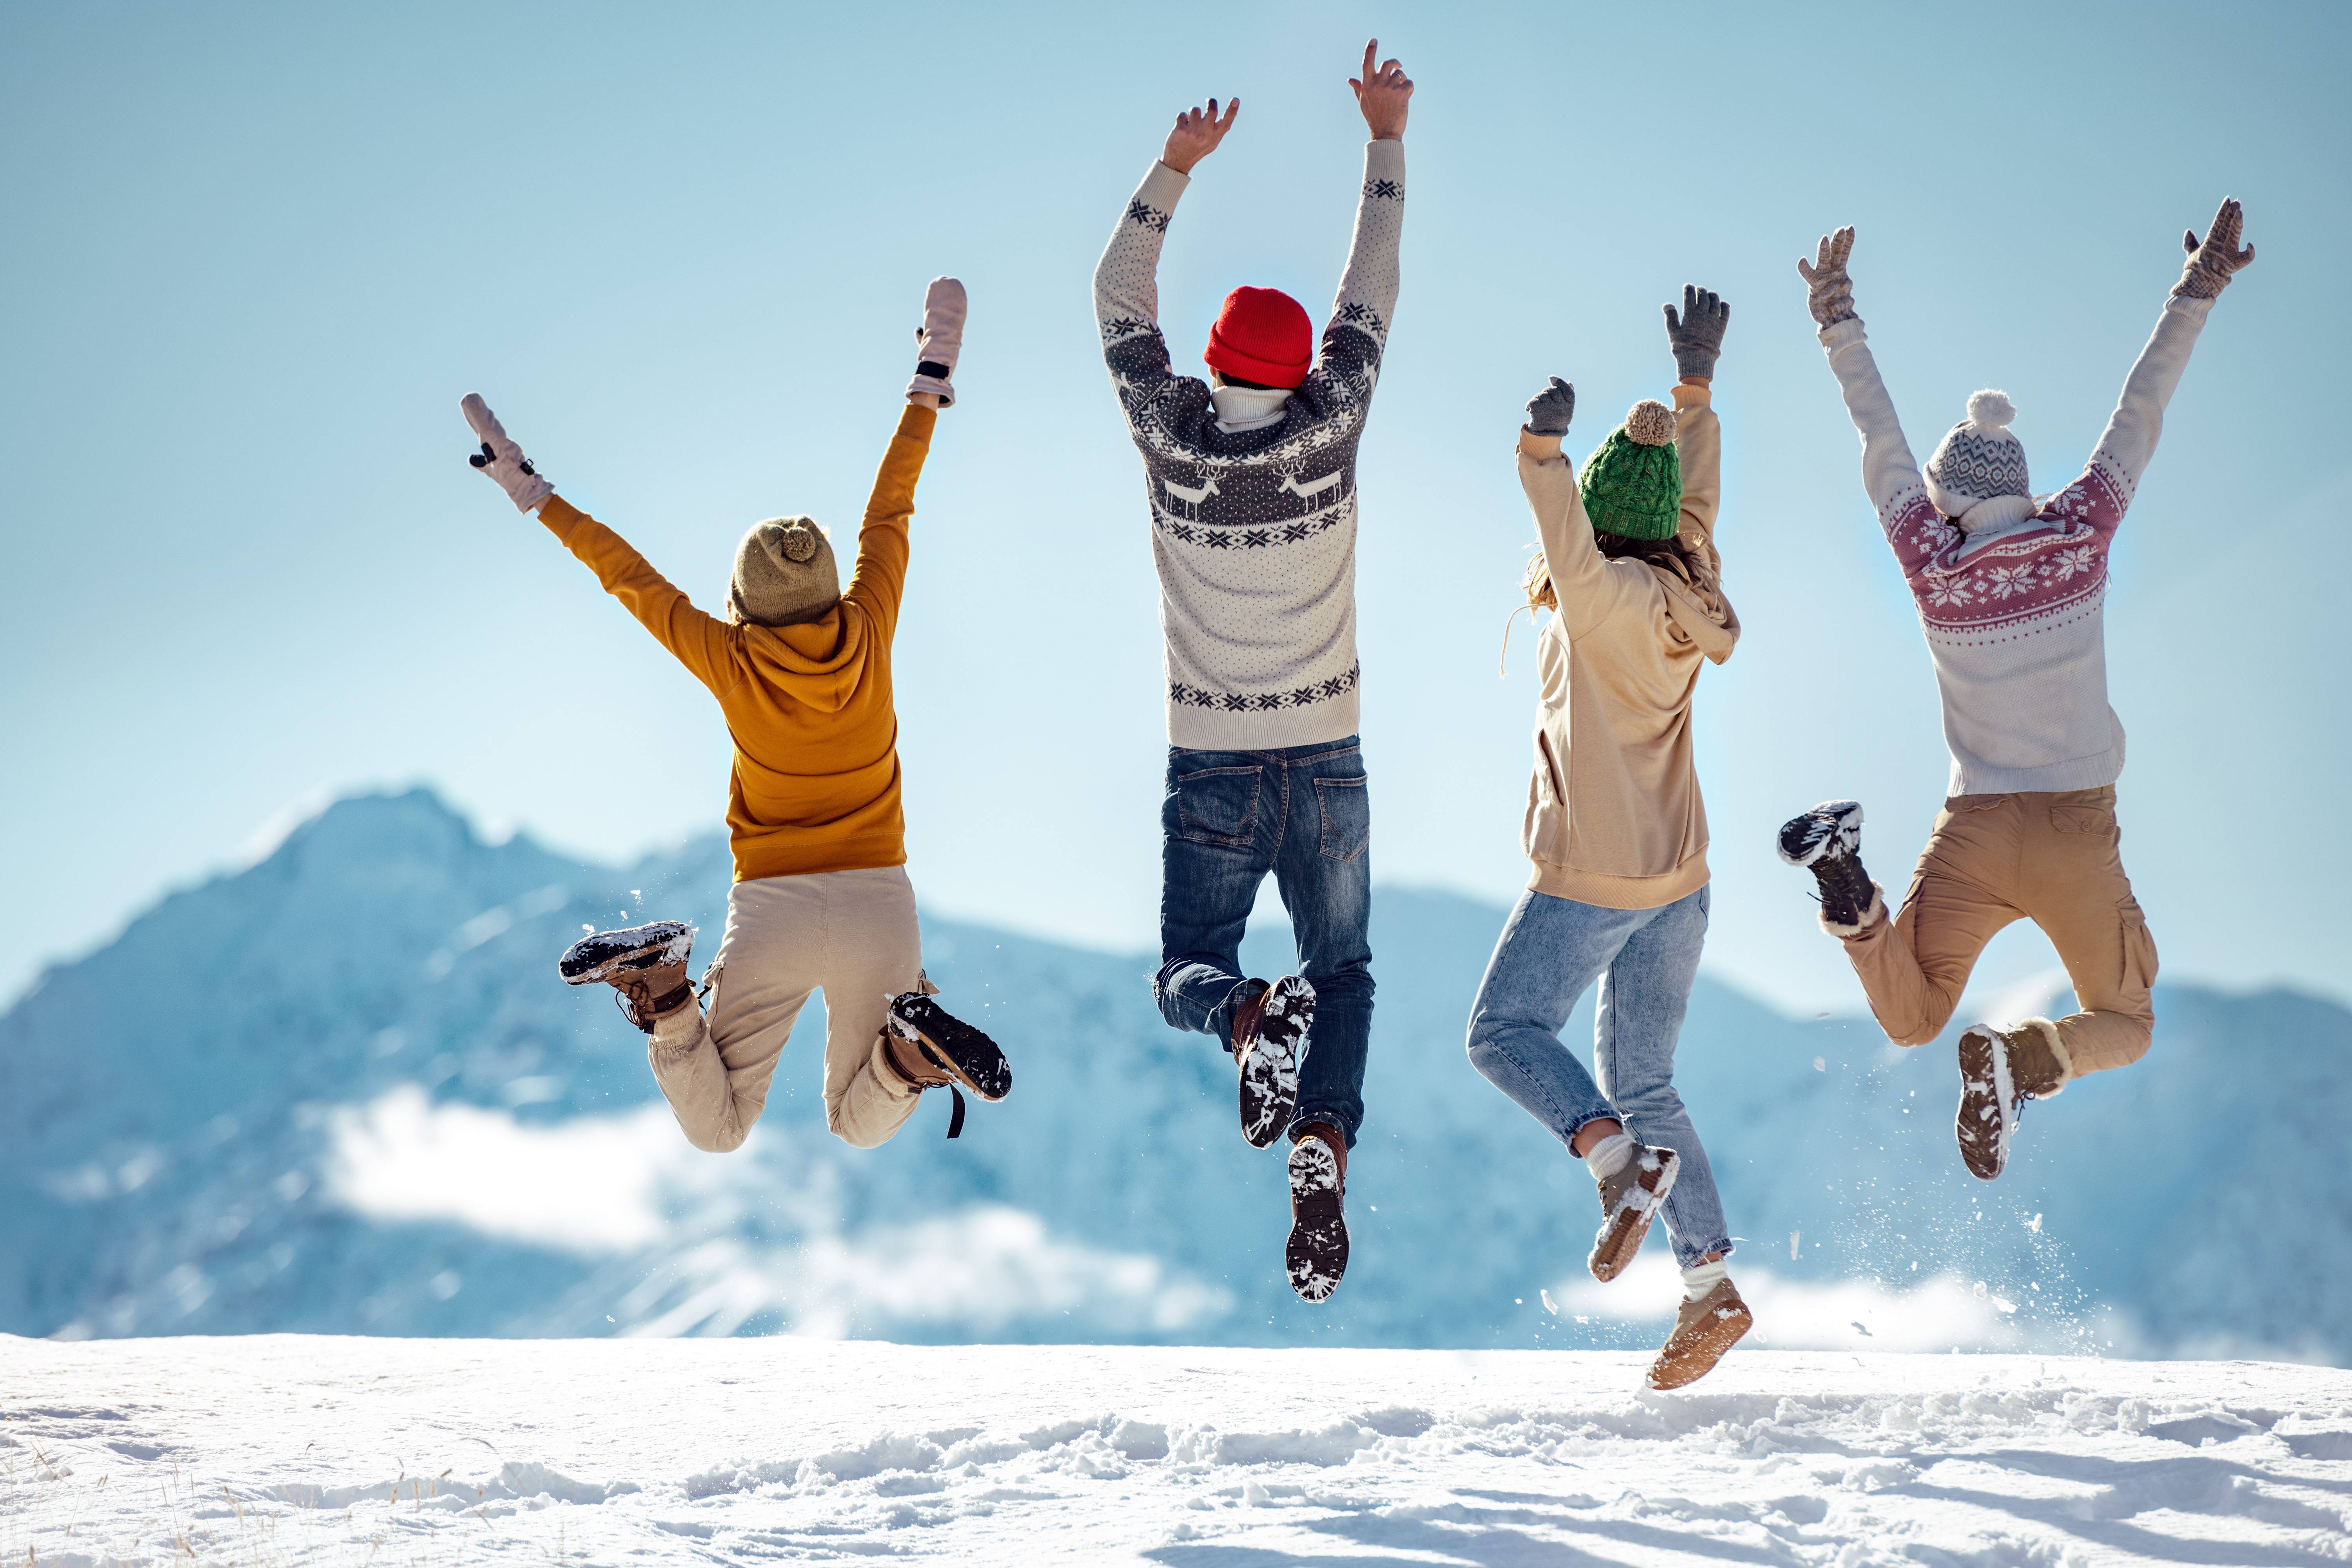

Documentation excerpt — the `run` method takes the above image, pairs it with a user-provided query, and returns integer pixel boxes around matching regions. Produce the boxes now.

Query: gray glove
[1797,226,1857,328]
[2174,196,2255,301]
[1524,376,1575,437]
[1664,284,1729,379]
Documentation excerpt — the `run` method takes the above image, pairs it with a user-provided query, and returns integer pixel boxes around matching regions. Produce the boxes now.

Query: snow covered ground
[5,1337,2347,1566]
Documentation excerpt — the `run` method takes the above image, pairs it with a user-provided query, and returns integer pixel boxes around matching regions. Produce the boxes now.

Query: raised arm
[1800,228,1953,581]
[1662,285,1728,553]
[1318,42,1410,380]
[2089,198,2253,491]
[843,280,962,641]
[1517,378,1639,637]
[460,394,733,694]
[1093,97,1235,408]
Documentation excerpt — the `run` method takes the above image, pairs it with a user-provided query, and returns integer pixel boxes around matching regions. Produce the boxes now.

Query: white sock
[1582,1131,1636,1183]
[1681,1258,1729,1302]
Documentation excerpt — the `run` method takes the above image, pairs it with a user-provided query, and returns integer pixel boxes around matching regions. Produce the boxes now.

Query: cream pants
[647,866,926,1151]
[1838,786,2159,1078]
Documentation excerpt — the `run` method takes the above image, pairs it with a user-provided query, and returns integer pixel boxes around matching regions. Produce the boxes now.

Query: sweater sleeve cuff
[2163,291,2217,323]
[895,403,938,444]
[1138,160,1191,211]
[1670,383,1712,412]
[1518,430,1564,461]
[1819,316,1868,354]
[539,494,585,541]
[1364,138,1406,180]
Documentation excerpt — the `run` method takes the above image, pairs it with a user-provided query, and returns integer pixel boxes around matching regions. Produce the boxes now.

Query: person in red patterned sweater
[1777,201,2255,1181]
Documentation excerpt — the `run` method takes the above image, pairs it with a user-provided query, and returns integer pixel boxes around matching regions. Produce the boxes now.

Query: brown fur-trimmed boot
[1285,1121,1349,1304]
[558,921,697,1033]
[1955,1017,2071,1181]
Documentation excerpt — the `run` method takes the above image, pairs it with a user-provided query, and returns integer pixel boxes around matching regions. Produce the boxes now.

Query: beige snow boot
[1955,1018,2071,1181]
[1646,1278,1753,1391]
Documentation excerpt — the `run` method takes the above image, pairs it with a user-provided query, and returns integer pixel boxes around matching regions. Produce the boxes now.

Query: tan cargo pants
[646,865,926,1151]
[1838,786,2158,1078]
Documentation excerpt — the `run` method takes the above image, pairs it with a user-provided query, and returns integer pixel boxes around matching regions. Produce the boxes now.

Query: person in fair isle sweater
[1778,201,2256,1182]
[459,279,1013,1155]
[1466,291,1753,1390]
[1093,39,1411,1305]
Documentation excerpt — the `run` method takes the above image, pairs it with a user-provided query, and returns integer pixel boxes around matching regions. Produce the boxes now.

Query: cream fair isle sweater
[1820,290,2214,795]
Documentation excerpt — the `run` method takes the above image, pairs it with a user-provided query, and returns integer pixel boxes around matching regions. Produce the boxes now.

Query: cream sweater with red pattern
[1820,291,2214,795]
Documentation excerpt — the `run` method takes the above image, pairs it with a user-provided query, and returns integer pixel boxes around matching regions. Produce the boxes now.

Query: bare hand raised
[1350,40,1412,140]
[1161,98,1238,176]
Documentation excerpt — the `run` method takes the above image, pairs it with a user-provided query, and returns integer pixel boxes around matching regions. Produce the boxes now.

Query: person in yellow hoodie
[1465,288,1749,1390]
[460,279,1011,1151]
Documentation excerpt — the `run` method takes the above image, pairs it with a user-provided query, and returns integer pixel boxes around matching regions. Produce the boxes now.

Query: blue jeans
[1464,886,1731,1265]
[1155,739,1374,1148]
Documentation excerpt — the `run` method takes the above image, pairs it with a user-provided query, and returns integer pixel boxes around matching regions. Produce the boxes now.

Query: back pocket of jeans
[1316,775,1370,862]
[1175,765,1261,847]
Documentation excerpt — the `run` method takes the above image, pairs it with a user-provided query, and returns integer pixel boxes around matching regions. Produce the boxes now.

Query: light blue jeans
[1465,886,1731,1266]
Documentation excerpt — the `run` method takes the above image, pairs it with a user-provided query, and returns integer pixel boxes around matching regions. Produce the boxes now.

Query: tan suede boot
[1285,1122,1349,1305]
[558,921,697,1033]
[1588,1143,1681,1283]
[1646,1278,1753,1390]
[1955,1018,2071,1181]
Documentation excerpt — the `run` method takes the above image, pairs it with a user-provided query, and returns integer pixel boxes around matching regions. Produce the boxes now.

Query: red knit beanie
[1204,287,1313,389]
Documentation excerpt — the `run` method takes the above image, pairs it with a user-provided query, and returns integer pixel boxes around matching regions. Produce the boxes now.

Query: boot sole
[1239,977,1314,1151]
[1589,1147,1681,1283]
[889,995,1012,1102]
[1775,800,1863,867]
[1285,1137,1348,1304]
[1647,1294,1753,1391]
[1955,1025,2013,1181]
[559,921,695,985]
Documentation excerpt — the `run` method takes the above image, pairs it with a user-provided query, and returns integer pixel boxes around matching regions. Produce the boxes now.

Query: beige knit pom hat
[730,516,840,627]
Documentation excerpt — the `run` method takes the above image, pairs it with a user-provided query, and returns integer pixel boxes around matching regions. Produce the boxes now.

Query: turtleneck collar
[1209,383,1293,432]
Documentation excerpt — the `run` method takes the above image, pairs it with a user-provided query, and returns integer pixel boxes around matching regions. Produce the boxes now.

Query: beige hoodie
[1516,384,1737,909]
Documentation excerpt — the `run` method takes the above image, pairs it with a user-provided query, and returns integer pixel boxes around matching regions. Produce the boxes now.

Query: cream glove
[460,394,554,513]
[906,277,966,407]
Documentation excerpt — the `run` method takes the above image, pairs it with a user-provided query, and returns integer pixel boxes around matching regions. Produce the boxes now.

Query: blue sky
[4,1,2346,1016]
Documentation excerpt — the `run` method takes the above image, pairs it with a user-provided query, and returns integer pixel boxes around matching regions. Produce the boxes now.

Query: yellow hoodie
[538,404,935,882]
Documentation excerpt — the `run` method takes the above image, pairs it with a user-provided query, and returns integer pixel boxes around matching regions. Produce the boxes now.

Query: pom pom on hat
[1965,389,2015,429]
[733,514,841,626]
[1924,389,2031,519]
[1624,399,1677,446]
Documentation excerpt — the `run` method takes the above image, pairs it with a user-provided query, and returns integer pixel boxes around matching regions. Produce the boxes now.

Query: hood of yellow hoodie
[733,608,875,714]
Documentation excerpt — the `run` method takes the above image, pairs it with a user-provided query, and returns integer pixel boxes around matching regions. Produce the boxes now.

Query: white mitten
[461,393,555,513]
[905,276,966,407]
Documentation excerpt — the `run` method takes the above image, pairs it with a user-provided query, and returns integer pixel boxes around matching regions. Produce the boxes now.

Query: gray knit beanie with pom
[1923,391,2034,530]
[730,516,840,627]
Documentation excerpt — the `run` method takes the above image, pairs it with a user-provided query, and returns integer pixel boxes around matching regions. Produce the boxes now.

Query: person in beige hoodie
[1465,288,1750,1391]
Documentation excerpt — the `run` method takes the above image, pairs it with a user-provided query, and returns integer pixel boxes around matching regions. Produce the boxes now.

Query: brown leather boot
[1232,976,1313,1151]
[878,989,1012,1140]
[1285,1121,1349,1304]
[558,921,697,1034]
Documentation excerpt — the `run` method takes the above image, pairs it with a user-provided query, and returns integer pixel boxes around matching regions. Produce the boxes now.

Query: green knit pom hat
[1579,399,1682,541]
